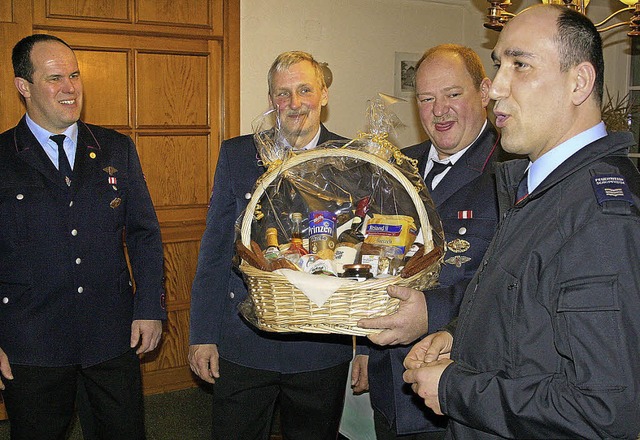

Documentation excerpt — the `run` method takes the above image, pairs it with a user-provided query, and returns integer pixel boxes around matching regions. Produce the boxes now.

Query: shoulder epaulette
[590,170,634,215]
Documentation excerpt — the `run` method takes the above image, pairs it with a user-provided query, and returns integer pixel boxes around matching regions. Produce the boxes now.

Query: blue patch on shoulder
[590,174,634,206]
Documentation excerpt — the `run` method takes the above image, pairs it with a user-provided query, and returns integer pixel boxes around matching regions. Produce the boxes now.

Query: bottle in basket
[282,212,308,265]
[338,196,371,244]
[263,227,280,260]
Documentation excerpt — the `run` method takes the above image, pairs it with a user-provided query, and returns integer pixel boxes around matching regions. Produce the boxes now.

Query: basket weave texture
[239,147,442,335]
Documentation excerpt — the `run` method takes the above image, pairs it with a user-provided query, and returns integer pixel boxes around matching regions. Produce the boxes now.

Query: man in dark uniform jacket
[188,51,352,440]
[404,6,640,439]
[0,34,166,439]
[355,45,504,439]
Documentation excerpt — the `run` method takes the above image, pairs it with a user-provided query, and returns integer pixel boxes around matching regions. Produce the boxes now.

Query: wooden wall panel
[137,0,210,27]
[137,134,211,207]
[76,49,130,128]
[34,0,224,38]
[46,0,129,21]
[136,52,209,127]
[0,1,13,21]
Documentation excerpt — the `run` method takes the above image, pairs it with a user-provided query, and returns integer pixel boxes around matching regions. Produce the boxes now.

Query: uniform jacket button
[16,194,24,200]
[77,287,84,293]
[244,193,251,200]
[229,291,235,299]
[458,227,467,235]
[2,297,8,304]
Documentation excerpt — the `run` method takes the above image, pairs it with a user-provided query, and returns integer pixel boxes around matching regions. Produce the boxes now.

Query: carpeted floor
[0,386,215,440]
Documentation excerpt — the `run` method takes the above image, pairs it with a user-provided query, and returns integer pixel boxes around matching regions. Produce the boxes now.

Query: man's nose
[433,98,449,117]
[61,77,77,94]
[289,92,301,109]
[489,69,509,101]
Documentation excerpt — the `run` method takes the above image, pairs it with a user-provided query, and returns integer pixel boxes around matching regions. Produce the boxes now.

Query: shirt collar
[528,121,607,192]
[25,113,78,147]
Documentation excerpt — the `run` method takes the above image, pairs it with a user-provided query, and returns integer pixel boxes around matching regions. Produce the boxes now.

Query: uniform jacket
[189,125,352,373]
[442,131,640,439]
[366,122,502,434]
[0,117,166,368]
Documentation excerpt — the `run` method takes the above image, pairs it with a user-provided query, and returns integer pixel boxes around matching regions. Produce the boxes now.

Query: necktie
[515,170,529,205]
[425,161,452,191]
[50,134,72,186]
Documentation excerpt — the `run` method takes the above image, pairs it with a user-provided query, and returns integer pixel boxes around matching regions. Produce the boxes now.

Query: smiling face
[489,6,598,162]
[415,51,490,159]
[268,60,328,149]
[14,40,83,134]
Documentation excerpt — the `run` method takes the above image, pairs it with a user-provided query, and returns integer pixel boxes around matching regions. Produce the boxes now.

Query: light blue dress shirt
[526,121,607,193]
[25,113,78,170]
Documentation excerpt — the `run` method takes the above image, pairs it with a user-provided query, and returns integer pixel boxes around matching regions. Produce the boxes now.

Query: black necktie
[515,170,529,205]
[50,134,72,186]
[425,161,452,191]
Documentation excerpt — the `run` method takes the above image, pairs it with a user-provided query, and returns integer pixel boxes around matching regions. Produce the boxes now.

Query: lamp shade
[619,0,638,6]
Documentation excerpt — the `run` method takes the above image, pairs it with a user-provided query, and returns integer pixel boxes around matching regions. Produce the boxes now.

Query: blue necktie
[50,134,72,186]
[515,170,529,204]
[425,161,452,191]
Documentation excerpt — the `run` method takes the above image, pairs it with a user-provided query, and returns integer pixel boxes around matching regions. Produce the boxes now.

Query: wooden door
[0,0,239,415]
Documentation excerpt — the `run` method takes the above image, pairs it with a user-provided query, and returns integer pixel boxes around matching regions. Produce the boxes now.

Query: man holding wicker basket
[188,51,352,440]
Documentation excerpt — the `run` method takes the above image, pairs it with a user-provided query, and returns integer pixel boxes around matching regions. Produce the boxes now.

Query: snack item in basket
[364,214,417,256]
[360,242,403,277]
[271,258,299,271]
[236,240,271,271]
[400,246,443,278]
[334,242,359,274]
[342,264,373,281]
[308,210,337,260]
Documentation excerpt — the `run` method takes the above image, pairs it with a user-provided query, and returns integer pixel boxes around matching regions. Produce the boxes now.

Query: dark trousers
[2,348,144,440]
[374,408,446,440]
[211,357,350,440]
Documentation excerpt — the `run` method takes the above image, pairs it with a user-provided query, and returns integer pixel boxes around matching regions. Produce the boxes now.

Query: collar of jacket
[497,131,635,207]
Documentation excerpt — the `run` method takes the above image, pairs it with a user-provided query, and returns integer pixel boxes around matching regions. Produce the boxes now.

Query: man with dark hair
[188,50,352,440]
[0,34,166,439]
[354,44,505,439]
[403,5,640,439]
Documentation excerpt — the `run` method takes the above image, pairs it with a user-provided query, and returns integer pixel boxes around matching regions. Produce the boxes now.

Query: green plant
[601,88,639,132]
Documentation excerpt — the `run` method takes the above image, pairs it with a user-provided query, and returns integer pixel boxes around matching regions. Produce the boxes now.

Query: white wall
[240,0,632,147]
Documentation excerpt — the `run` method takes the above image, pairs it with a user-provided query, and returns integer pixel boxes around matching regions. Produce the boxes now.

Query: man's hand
[188,344,220,384]
[403,331,453,370]
[0,347,13,390]
[351,354,369,394]
[130,320,163,354]
[358,285,428,346]
[402,358,453,415]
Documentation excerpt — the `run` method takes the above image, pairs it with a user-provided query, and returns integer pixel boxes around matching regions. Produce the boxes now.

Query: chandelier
[484,0,640,36]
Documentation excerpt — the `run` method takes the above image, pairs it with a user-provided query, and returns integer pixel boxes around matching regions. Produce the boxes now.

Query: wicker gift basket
[236,143,444,336]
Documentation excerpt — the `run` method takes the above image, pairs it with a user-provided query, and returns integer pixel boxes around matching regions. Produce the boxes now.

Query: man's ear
[480,77,492,108]
[320,86,328,107]
[14,77,31,99]
[571,62,596,106]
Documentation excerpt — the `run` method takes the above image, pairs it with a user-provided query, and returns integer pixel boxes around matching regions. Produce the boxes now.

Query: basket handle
[241,148,433,249]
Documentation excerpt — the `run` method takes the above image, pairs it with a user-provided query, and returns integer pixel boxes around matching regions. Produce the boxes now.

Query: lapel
[430,123,500,207]
[13,117,68,191]
[72,120,103,191]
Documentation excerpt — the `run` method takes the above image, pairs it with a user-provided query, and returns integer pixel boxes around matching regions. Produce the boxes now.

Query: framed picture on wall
[394,52,421,98]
